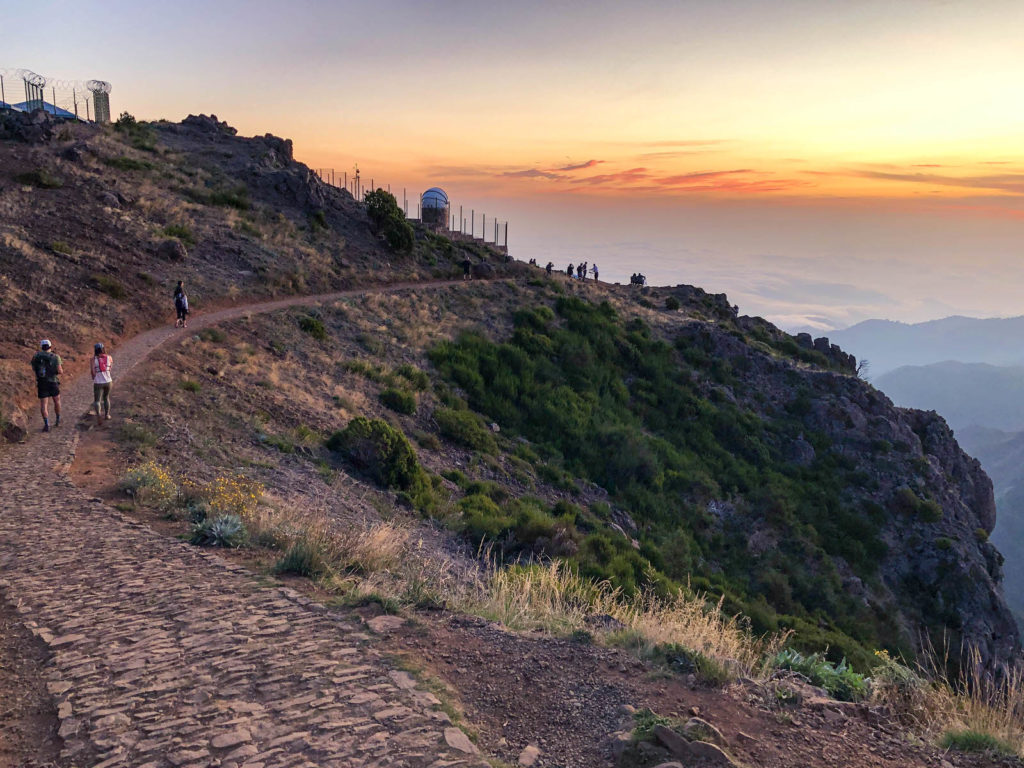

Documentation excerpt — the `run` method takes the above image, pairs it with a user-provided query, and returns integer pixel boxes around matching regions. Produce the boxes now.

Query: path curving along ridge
[0,280,490,768]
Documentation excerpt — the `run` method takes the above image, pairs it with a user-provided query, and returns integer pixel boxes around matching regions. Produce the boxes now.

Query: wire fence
[314,167,510,253]
[0,67,111,122]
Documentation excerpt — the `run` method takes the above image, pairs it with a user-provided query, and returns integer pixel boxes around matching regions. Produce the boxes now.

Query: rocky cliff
[670,298,1019,668]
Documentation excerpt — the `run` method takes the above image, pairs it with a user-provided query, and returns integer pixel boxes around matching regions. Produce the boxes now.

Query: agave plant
[190,514,247,548]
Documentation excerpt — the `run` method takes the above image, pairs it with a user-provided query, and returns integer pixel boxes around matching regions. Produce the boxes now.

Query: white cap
[40,339,51,349]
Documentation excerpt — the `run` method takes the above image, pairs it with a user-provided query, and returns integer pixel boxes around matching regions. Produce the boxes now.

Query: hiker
[31,339,63,432]
[91,343,113,426]
[576,263,583,280]
[545,261,553,275]
[567,263,574,277]
[174,281,189,327]
[592,263,599,282]
[461,257,472,280]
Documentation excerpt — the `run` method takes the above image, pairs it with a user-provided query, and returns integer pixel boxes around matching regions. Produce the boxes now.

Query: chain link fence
[314,168,510,252]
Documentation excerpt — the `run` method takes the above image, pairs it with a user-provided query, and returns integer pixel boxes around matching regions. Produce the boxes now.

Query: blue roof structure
[421,187,449,209]
[11,101,79,119]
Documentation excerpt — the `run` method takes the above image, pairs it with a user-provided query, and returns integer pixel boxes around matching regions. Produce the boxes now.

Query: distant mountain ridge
[874,362,1024,432]
[829,315,1024,376]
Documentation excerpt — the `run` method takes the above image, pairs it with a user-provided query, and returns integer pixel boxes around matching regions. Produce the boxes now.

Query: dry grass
[871,647,1024,756]
[460,560,787,679]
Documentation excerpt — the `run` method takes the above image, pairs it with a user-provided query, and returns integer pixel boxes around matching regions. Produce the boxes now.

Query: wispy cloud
[501,168,567,180]
[571,167,651,185]
[555,159,604,171]
[853,169,1024,195]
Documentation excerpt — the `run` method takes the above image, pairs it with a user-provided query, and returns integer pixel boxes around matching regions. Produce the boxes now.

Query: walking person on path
[30,339,63,432]
[174,281,189,328]
[461,257,472,281]
[91,343,113,426]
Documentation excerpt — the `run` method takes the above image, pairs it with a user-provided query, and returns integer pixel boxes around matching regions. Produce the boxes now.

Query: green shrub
[51,240,71,254]
[299,315,328,341]
[105,156,153,171]
[190,514,247,548]
[162,223,196,246]
[326,417,428,493]
[15,168,63,188]
[380,388,416,415]
[364,189,413,253]
[396,363,430,391]
[975,527,989,542]
[89,273,128,300]
[198,328,226,343]
[434,408,497,453]
[664,296,681,311]
[939,729,1016,755]
[771,649,867,701]
[917,497,943,522]
[181,379,201,393]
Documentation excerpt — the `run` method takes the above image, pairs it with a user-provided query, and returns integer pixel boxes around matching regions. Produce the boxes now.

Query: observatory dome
[421,187,449,209]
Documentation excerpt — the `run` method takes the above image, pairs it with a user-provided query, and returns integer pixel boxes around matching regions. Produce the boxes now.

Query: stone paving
[0,285,488,767]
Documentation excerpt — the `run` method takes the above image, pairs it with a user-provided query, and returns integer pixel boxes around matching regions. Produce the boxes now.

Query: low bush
[51,240,71,254]
[15,168,63,188]
[380,388,416,415]
[105,156,153,171]
[434,408,497,454]
[299,315,328,341]
[119,461,177,509]
[326,418,433,508]
[162,223,196,246]
[89,273,128,300]
[181,379,201,393]
[939,729,1017,755]
[395,363,430,391]
[664,296,681,311]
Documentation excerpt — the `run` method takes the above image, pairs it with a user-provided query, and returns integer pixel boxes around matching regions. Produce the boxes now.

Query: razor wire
[0,67,112,122]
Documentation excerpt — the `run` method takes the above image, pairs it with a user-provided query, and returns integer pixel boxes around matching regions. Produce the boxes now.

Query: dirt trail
[0,280,488,768]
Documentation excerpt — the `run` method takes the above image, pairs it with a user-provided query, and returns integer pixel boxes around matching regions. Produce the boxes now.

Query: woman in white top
[91,342,113,426]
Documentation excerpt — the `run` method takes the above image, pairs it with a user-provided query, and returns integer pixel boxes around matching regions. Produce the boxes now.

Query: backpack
[93,354,110,375]
[34,352,57,380]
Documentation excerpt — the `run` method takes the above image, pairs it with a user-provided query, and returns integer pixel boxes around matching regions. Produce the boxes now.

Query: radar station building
[420,187,449,230]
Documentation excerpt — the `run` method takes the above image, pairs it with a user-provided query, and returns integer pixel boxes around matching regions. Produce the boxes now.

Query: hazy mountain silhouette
[874,362,1024,432]
[829,316,1024,377]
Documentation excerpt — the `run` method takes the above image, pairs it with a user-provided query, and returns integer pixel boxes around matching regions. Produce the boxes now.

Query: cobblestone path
[0,284,488,768]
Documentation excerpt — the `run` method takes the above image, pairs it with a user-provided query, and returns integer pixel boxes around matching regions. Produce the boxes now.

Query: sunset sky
[6,0,1024,330]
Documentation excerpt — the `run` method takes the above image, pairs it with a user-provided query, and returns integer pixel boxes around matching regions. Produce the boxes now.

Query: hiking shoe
[42,423,50,433]
[54,415,60,427]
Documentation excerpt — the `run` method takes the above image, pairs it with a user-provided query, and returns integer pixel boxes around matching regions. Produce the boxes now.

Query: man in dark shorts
[30,339,63,432]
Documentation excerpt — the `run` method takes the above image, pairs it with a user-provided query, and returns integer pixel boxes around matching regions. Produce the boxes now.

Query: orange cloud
[571,167,650,185]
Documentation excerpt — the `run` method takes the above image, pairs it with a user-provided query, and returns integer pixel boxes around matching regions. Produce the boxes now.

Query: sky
[6,0,1024,330]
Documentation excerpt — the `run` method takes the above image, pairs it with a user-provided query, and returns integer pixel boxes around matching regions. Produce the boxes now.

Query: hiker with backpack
[174,281,189,327]
[91,343,113,426]
[31,339,63,432]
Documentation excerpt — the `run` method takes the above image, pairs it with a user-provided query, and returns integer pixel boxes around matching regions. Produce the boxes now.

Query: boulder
[181,114,237,135]
[471,262,495,279]
[1,408,27,443]
[99,191,120,208]
[157,239,188,261]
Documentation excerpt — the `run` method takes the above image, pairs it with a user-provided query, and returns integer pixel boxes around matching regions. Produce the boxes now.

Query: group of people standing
[566,261,597,281]
[31,280,192,433]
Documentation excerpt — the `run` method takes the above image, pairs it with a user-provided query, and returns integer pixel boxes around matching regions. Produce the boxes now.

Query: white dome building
[420,187,449,230]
